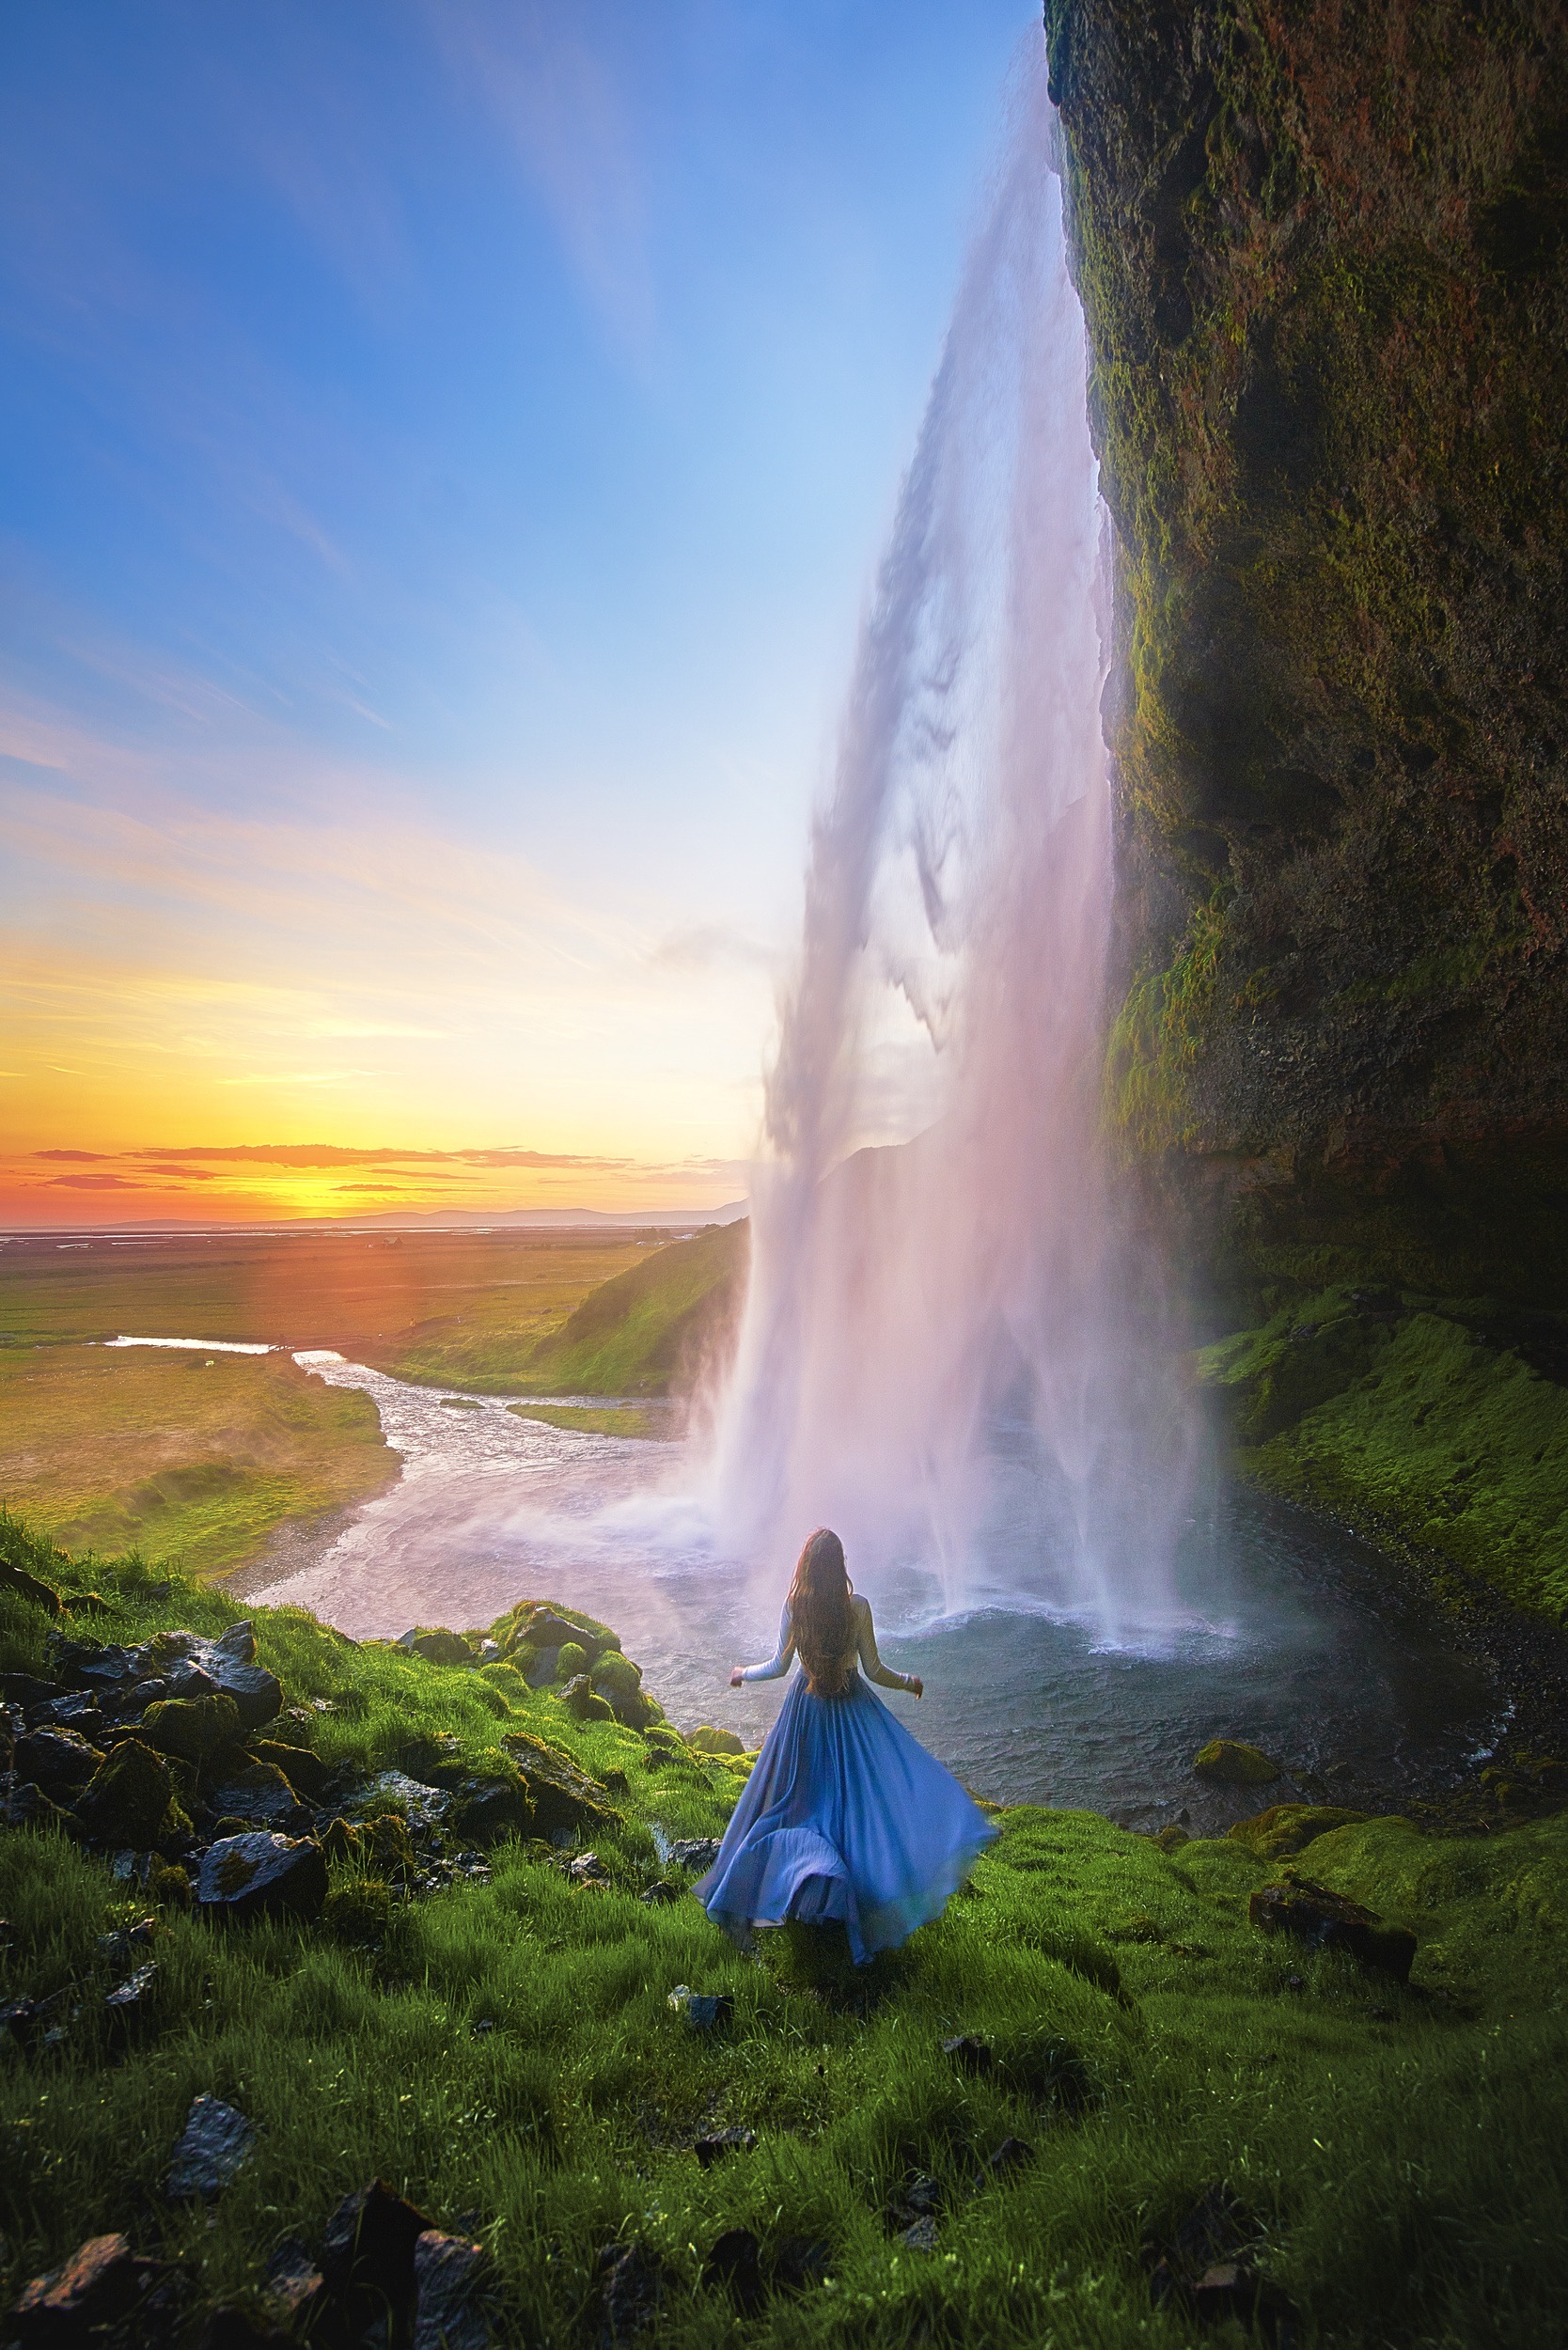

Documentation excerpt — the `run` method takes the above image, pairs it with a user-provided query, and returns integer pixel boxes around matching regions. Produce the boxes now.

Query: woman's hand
[906,1675,924,1699]
[729,1667,745,1688]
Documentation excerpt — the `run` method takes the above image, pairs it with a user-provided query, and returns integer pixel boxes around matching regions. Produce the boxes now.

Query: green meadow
[3,1512,1566,2346]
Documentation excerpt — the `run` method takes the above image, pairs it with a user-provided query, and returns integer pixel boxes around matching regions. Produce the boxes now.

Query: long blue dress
[696,1595,997,1965]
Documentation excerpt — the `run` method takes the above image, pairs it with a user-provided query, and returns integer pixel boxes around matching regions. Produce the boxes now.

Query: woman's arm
[854,1597,922,1697]
[729,1602,796,1688]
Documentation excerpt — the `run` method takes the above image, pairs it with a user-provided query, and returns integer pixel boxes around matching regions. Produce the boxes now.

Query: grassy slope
[0,1348,395,1581]
[1200,1289,1568,1620]
[3,1521,1567,2344]
[521,1223,746,1397]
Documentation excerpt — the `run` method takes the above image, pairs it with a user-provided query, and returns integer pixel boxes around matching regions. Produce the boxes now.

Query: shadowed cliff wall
[1043,0,1568,1312]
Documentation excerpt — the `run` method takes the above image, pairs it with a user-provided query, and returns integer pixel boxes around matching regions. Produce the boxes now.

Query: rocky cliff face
[1044,0,1568,1309]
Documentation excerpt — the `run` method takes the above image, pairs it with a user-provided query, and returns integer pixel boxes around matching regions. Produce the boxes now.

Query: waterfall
[711,46,1196,1640]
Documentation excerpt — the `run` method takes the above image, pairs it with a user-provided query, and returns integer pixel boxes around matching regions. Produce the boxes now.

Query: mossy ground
[3,1521,1567,2343]
[521,1225,745,1399]
[0,1346,395,1582]
[1200,1287,1568,1621]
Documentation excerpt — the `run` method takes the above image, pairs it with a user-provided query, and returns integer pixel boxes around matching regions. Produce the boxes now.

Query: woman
[697,1528,996,1964]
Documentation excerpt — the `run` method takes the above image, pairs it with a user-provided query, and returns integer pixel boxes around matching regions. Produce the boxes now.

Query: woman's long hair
[788,1528,855,1697]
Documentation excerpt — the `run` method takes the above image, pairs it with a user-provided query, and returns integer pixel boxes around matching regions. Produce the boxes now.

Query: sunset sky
[1,0,1033,1225]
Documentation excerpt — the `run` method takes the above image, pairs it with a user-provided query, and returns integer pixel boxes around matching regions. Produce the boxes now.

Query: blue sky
[0,0,1040,1217]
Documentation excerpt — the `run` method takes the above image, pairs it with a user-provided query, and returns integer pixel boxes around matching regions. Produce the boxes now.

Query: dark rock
[683,1993,732,2033]
[693,2125,755,2168]
[701,2229,762,2317]
[401,1628,475,1668]
[0,1991,66,2050]
[208,1762,302,1828]
[413,2230,490,2350]
[1229,1804,1372,1862]
[667,1838,721,1872]
[448,1775,528,1847]
[8,2232,160,2342]
[3,1673,63,1709]
[639,1880,680,1905]
[772,2236,831,2293]
[196,1832,327,1923]
[14,1727,102,1793]
[500,1731,618,1842]
[165,1662,221,1704]
[941,2033,995,2075]
[250,1739,331,1798]
[262,2238,325,2328]
[97,1915,158,1969]
[28,1693,102,1735]
[985,2136,1034,2178]
[592,2242,668,2345]
[0,1562,62,1616]
[568,1851,610,1887]
[75,1739,185,1850]
[104,1959,158,2030]
[138,1694,243,1762]
[166,2094,258,2199]
[356,1770,450,1830]
[321,2180,433,2318]
[898,2215,938,2252]
[1249,1873,1417,1982]
[560,1672,615,1724]
[1193,1740,1280,1787]
[2,1781,79,1836]
[521,1610,607,1659]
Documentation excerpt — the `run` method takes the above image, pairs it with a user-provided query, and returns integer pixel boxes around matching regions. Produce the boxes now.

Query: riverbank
[4,1512,1567,2345]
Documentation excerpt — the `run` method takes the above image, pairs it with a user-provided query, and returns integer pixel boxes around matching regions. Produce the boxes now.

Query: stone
[561,1674,616,1724]
[448,1775,529,1846]
[666,1984,732,2032]
[1193,1740,1281,1786]
[249,1738,331,1798]
[772,2237,831,2293]
[667,1838,721,1872]
[75,1738,185,1849]
[500,1731,618,1841]
[45,1637,144,1694]
[9,2233,158,2342]
[693,2125,756,2169]
[569,1850,611,1886]
[196,1832,328,1923]
[97,1915,158,1969]
[1228,1804,1372,1862]
[0,1991,66,2050]
[898,2215,938,2252]
[413,2230,491,2350]
[593,2242,668,2345]
[402,1628,475,1668]
[359,1771,450,1831]
[103,1959,158,2029]
[639,1880,680,1905]
[209,1762,304,1829]
[522,1610,606,1659]
[137,1694,243,1762]
[1,1782,77,1835]
[683,1724,743,1756]
[1249,1873,1417,1981]
[554,1640,590,1683]
[261,2239,324,2327]
[984,2136,1034,2178]
[941,2033,996,2075]
[12,1727,101,1794]
[701,2228,763,2317]
[0,1562,62,1616]
[321,2181,434,2324]
[166,2094,258,2200]
[3,1671,61,1709]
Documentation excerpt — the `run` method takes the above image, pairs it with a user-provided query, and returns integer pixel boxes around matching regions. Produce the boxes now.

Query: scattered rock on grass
[593,2242,669,2346]
[75,1740,186,1850]
[666,1984,732,2032]
[166,2095,258,2201]
[693,2126,755,2168]
[1249,1873,1417,1982]
[209,1762,306,1830]
[413,2230,491,2350]
[898,2215,938,2252]
[1193,1740,1280,1786]
[941,2033,995,2075]
[196,1832,327,1924]
[321,2180,433,2318]
[499,1731,618,1842]
[569,1851,610,1887]
[261,2238,324,2328]
[8,2233,163,2342]
[639,1880,680,1905]
[667,1838,721,1873]
[560,1673,615,1723]
[701,2229,763,2317]
[984,2136,1034,2178]
[103,1960,158,2030]
[1229,1805,1372,1862]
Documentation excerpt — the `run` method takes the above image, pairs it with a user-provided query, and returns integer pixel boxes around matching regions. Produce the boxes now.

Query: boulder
[592,2242,669,2346]
[413,2231,491,2350]
[500,1731,619,1842]
[4,1671,65,1710]
[554,1640,589,1683]
[248,1738,331,1798]
[701,2229,763,2318]
[262,2240,324,2329]
[667,1838,722,1873]
[197,1832,328,1924]
[209,1762,306,1829]
[357,1771,450,1830]
[1193,1740,1281,1786]
[1,1781,77,1835]
[560,1673,615,1724]
[683,1724,743,1757]
[1228,1805,1372,1862]
[8,2234,161,2343]
[400,1627,475,1668]
[166,2094,257,2200]
[321,2181,433,2328]
[14,1726,102,1794]
[448,1775,528,1846]
[29,1691,103,1734]
[519,1609,609,1660]
[138,1694,243,1762]
[75,1739,187,1849]
[45,1637,145,1695]
[1249,1872,1417,1981]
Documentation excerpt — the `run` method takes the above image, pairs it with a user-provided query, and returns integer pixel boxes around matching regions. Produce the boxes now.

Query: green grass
[1200,1289,1568,1619]
[3,1515,1567,2342]
[0,1346,395,1582]
[521,1223,746,1397]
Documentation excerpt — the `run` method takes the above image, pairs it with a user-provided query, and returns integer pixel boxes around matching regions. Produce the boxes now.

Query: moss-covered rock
[553,1640,588,1684]
[559,1672,614,1725]
[137,1693,243,1762]
[1193,1739,1280,1786]
[684,1724,745,1758]
[74,1739,190,1849]
[1229,1804,1373,1862]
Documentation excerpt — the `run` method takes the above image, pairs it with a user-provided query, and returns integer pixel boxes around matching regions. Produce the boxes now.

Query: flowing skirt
[696,1671,998,1965]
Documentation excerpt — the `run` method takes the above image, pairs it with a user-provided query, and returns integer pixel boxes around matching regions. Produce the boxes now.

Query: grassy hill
[3,1510,1567,2344]
[521,1221,746,1397]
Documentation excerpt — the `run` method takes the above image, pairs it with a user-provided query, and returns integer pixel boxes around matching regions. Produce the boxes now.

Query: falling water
[712,51,1197,1639]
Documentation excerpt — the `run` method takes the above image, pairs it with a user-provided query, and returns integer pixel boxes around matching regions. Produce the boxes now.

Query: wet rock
[8,2232,161,2342]
[209,1762,304,1829]
[262,2238,324,2328]
[569,1850,610,1887]
[166,2094,258,2199]
[249,1738,331,1798]
[138,1694,243,1762]
[45,1637,145,1695]
[500,1731,618,1842]
[941,2033,996,2075]
[1229,1804,1372,1862]
[197,1831,327,1923]
[560,1672,615,1724]
[523,1609,607,1659]
[413,2230,491,2350]
[693,2126,755,2168]
[448,1774,528,1847]
[2,1781,79,1837]
[593,2242,668,2345]
[6,1673,67,1711]
[701,2229,762,2317]
[639,1880,680,1905]
[151,1624,282,1730]
[321,2180,434,2327]
[358,1770,450,1831]
[1193,1740,1281,1786]
[1249,1872,1417,1981]
[667,1838,721,1872]
[74,1739,186,1849]
[14,1727,102,1794]
[104,1959,159,2031]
